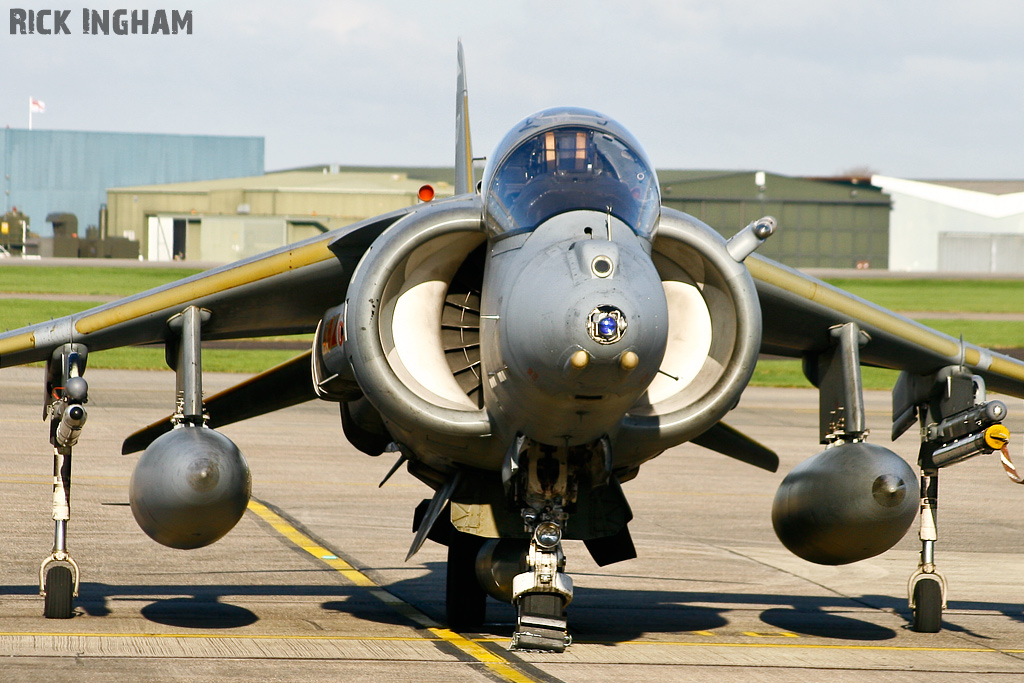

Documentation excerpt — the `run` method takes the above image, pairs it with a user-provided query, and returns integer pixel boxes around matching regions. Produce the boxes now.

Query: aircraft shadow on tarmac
[2,562,1022,640]
[1,582,413,629]
[381,562,1024,643]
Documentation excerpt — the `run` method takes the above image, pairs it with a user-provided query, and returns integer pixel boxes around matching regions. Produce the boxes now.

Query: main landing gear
[446,530,487,630]
[437,494,574,651]
[40,343,90,619]
[434,441,579,651]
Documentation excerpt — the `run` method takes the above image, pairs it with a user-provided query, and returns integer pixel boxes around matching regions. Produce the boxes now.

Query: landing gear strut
[40,344,89,619]
[908,470,945,632]
[446,530,487,630]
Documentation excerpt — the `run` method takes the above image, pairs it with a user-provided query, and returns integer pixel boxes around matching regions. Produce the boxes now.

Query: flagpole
[28,97,32,131]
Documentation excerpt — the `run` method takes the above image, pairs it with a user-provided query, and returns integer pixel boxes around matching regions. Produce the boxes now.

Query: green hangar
[661,170,891,269]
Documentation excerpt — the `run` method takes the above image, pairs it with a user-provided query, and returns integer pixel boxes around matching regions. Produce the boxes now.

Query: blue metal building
[0,129,263,237]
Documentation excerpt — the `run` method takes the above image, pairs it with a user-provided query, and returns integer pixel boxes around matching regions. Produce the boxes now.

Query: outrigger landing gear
[894,365,1010,633]
[909,469,945,632]
[40,343,90,619]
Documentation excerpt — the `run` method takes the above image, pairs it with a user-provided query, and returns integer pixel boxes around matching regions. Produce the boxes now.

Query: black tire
[446,531,486,630]
[912,578,942,633]
[43,565,74,619]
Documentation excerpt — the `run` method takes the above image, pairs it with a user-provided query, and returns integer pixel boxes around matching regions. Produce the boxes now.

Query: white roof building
[873,176,1024,272]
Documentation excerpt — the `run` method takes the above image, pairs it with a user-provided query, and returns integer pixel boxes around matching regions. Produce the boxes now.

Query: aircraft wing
[0,208,412,369]
[749,254,1024,400]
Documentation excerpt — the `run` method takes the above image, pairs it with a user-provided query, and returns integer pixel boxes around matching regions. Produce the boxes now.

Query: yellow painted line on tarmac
[247,500,375,588]
[475,637,1024,655]
[0,631,443,642]
[246,499,539,683]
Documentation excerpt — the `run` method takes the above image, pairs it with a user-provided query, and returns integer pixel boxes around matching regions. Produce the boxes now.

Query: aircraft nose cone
[487,212,669,446]
[499,231,667,402]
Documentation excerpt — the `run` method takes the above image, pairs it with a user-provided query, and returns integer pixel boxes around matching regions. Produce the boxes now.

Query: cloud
[2,1,1024,176]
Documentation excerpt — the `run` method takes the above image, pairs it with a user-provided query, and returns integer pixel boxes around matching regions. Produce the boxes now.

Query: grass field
[2,266,1023,384]
[0,266,203,296]
[750,278,1024,388]
[0,266,305,373]
[85,345,301,373]
[750,360,899,389]
[823,278,1024,313]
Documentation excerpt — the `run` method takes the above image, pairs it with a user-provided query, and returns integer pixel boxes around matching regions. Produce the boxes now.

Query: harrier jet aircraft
[2,45,1023,651]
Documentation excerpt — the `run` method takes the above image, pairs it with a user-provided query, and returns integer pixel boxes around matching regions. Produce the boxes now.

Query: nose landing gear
[510,515,573,652]
[503,443,578,651]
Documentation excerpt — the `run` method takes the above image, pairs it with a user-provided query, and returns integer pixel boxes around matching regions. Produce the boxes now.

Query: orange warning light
[418,185,435,202]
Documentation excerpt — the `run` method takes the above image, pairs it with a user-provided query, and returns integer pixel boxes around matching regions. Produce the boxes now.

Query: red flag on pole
[29,97,45,130]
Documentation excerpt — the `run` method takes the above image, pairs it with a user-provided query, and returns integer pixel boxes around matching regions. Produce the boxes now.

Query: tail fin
[454,40,474,195]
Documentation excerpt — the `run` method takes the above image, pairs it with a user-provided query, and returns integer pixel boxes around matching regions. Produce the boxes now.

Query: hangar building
[661,170,891,269]
[873,176,1024,272]
[107,167,888,268]
[0,128,264,251]
[106,167,453,261]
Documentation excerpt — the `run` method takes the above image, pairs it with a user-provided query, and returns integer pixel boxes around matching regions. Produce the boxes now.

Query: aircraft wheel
[43,566,74,619]
[912,577,942,633]
[446,531,486,630]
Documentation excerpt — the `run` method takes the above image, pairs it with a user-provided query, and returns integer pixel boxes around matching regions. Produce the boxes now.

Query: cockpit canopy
[482,108,660,240]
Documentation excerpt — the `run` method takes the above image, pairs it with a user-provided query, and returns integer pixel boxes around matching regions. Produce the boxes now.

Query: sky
[3,0,1024,179]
